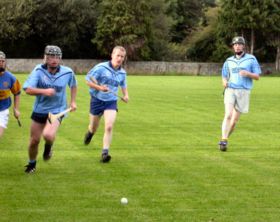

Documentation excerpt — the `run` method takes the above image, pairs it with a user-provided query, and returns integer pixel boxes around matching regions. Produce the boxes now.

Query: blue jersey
[0,71,21,111]
[222,53,261,90]
[23,64,77,114]
[86,61,127,101]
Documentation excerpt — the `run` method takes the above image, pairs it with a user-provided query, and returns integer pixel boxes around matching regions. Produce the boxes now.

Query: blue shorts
[90,97,118,116]
[31,112,63,124]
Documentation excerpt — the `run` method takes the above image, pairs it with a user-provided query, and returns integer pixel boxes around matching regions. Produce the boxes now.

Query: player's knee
[105,124,113,133]
[224,113,232,120]
[43,132,55,142]
[233,117,239,124]
[30,137,40,146]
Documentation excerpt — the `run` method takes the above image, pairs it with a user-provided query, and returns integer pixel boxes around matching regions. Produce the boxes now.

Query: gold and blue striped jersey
[0,71,21,111]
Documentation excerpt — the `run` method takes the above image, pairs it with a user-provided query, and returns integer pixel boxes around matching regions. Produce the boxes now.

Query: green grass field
[1,75,280,222]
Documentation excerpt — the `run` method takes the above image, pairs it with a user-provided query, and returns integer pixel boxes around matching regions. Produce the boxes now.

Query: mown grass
[1,74,280,222]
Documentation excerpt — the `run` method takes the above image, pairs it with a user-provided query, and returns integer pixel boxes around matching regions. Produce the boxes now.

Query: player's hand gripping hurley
[89,77,126,103]
[13,108,21,127]
[48,108,72,124]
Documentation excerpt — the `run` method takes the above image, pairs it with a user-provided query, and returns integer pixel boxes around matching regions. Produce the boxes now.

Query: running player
[0,51,21,138]
[23,45,77,173]
[83,46,129,163]
[219,36,261,151]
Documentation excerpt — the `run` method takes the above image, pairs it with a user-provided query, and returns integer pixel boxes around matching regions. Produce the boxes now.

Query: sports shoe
[219,140,228,152]
[84,131,93,145]
[100,153,111,163]
[25,162,36,173]
[43,144,53,161]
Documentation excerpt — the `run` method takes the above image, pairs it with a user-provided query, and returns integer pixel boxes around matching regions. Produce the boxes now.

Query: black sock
[45,143,53,150]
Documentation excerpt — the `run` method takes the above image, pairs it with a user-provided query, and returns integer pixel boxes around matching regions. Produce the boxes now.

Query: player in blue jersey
[23,45,77,173]
[84,46,129,163]
[219,36,261,151]
[0,51,21,138]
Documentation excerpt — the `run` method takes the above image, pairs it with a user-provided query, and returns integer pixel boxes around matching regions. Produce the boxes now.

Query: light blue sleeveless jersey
[23,64,77,114]
[86,61,127,101]
[222,53,261,90]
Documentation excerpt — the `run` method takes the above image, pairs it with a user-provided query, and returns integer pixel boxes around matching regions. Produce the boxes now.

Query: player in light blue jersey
[219,36,261,151]
[0,51,21,138]
[23,45,77,173]
[84,46,129,163]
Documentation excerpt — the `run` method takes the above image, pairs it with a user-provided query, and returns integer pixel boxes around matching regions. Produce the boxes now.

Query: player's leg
[42,118,61,161]
[219,88,236,151]
[0,127,4,138]
[0,109,9,138]
[28,121,44,159]
[103,110,117,148]
[84,97,102,145]
[25,120,44,173]
[89,114,101,133]
[221,103,235,140]
[228,108,241,137]
[227,89,249,137]
[84,114,101,145]
[101,109,117,162]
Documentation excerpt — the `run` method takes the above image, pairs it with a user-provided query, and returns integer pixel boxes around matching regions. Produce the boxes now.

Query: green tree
[31,0,98,58]
[147,0,173,60]
[167,0,206,43]
[93,0,172,60]
[185,6,231,62]
[0,0,34,40]
[217,0,274,54]
[263,0,280,71]
[0,0,99,58]
[0,0,35,56]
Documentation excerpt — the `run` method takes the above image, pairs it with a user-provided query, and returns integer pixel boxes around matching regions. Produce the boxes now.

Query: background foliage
[0,0,279,66]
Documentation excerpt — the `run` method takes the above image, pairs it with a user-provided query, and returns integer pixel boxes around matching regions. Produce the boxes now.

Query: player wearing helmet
[218,36,261,151]
[23,45,77,173]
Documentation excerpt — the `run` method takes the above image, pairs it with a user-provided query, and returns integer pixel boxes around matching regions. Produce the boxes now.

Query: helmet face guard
[44,45,62,58]
[44,46,62,70]
[231,36,246,45]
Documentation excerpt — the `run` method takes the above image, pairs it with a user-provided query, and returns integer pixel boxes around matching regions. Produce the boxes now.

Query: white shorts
[0,109,9,128]
[224,88,251,113]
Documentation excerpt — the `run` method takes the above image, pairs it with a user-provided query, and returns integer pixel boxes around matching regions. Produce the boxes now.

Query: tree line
[0,0,279,70]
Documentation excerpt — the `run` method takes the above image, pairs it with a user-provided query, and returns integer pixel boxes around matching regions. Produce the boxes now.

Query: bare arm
[86,80,109,92]
[121,87,129,103]
[239,70,260,80]
[222,78,228,88]
[69,86,77,111]
[13,94,20,119]
[25,87,56,96]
